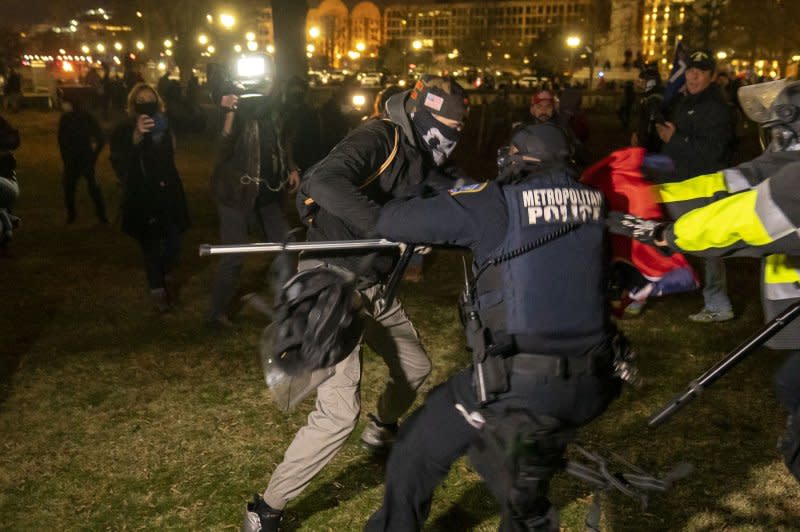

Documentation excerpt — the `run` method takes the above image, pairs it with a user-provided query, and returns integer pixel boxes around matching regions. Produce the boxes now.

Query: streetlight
[198,34,208,46]
[307,44,316,53]
[309,26,320,39]
[245,31,255,42]
[220,13,235,29]
[356,42,366,52]
[566,35,581,77]
[234,44,242,53]
[164,39,173,49]
[716,51,728,60]
[247,41,258,52]
[207,45,215,54]
[81,44,90,54]
[412,40,423,51]
[266,44,275,54]
[96,43,106,53]
[136,41,145,51]
[114,42,122,51]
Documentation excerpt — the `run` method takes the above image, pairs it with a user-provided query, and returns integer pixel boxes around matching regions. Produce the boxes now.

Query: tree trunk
[271,0,309,82]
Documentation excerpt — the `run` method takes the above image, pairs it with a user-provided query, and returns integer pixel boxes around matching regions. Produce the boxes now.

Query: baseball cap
[687,49,715,72]
[409,75,469,122]
[531,90,555,105]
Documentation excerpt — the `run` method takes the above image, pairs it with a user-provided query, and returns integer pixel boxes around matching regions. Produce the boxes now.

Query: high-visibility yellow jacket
[654,152,800,349]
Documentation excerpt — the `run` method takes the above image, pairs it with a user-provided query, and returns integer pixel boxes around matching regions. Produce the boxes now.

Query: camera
[215,53,274,115]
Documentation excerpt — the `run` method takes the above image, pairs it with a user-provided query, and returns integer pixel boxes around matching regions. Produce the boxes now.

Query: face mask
[134,101,158,116]
[412,109,461,166]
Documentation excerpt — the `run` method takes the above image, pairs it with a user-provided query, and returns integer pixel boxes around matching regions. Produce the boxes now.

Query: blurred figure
[318,87,352,155]
[57,91,108,224]
[277,76,324,185]
[618,80,635,128]
[206,70,294,329]
[4,68,22,113]
[631,64,665,153]
[0,115,20,255]
[110,83,189,312]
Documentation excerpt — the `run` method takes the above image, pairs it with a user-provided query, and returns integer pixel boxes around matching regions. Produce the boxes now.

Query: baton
[375,244,416,314]
[648,299,800,428]
[199,238,401,256]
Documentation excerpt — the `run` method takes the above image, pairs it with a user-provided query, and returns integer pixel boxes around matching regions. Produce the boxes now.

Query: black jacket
[297,91,452,282]
[661,84,733,179]
[58,109,105,165]
[110,121,189,239]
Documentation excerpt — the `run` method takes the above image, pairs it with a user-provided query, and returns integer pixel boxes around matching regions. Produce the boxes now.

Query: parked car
[358,71,383,87]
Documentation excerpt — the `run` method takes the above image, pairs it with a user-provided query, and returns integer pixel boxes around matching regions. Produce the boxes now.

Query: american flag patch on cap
[424,92,444,112]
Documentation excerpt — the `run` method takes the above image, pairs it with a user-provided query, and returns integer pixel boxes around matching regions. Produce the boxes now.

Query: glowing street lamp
[566,35,581,77]
[266,44,275,54]
[309,26,320,39]
[245,31,255,42]
[234,44,242,53]
[81,44,90,54]
[114,42,122,51]
[412,40,423,51]
[566,36,581,49]
[198,34,209,45]
[163,39,173,49]
[136,41,145,51]
[247,41,258,52]
[306,44,315,53]
[96,43,106,53]
[220,13,235,29]
[207,45,216,54]
[356,42,366,52]
[716,51,728,60]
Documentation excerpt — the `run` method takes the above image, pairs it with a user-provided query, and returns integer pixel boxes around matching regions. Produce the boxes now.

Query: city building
[383,0,592,53]
[306,0,382,68]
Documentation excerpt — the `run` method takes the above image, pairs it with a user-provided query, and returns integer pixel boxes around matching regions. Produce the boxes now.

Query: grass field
[0,108,798,531]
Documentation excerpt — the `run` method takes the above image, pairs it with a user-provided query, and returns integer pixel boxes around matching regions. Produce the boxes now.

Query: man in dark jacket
[242,76,470,532]
[57,93,108,224]
[657,49,735,323]
[632,64,665,153]
[366,123,621,531]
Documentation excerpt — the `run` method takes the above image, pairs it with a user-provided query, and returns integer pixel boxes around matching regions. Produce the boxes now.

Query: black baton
[649,299,800,428]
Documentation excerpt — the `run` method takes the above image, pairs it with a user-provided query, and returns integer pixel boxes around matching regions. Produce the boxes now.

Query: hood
[385,90,418,148]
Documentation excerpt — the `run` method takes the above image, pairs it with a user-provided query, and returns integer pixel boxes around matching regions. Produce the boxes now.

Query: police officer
[243,76,470,532]
[365,123,622,531]
[610,79,800,484]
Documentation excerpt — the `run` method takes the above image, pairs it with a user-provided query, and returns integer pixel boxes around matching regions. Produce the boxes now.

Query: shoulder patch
[449,182,488,195]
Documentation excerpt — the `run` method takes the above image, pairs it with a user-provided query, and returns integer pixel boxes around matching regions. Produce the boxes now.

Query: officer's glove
[397,242,432,256]
[606,211,669,248]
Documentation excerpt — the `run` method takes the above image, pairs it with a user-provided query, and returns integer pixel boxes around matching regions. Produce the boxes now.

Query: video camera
[214,53,274,115]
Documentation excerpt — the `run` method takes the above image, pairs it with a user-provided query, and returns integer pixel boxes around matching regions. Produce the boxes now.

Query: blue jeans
[702,257,732,313]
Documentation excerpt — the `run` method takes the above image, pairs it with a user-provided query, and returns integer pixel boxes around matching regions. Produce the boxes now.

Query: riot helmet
[268,267,363,376]
[739,79,800,151]
[497,123,570,182]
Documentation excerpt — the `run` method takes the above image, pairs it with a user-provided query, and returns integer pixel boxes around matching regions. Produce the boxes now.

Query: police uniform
[650,157,800,482]
[365,147,621,530]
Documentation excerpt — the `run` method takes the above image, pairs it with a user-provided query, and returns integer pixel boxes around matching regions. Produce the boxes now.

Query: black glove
[606,211,667,246]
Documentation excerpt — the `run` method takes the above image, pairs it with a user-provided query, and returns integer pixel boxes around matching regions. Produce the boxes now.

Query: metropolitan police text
[521,187,603,224]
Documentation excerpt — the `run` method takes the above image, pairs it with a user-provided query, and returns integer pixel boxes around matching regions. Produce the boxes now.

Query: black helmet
[270,267,363,376]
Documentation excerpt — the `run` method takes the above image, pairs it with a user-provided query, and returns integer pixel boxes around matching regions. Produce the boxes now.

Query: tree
[717,0,800,71]
[271,0,308,82]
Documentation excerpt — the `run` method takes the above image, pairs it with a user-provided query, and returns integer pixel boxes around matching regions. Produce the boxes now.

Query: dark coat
[110,121,189,239]
[661,84,734,179]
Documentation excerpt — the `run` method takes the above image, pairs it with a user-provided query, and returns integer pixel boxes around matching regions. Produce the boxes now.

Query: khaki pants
[263,263,431,509]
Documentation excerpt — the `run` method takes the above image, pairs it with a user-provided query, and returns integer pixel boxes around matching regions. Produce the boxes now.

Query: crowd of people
[1,47,798,531]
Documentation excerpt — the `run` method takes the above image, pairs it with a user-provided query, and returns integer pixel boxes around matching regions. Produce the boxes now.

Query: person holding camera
[109,83,189,313]
[204,75,297,329]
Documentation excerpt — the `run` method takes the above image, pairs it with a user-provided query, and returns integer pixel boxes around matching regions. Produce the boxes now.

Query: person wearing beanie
[242,76,470,532]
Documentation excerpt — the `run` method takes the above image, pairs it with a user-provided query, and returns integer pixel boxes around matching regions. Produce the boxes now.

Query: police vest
[475,170,607,355]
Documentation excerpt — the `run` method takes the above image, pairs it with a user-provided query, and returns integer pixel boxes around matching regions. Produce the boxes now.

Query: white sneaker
[360,414,398,453]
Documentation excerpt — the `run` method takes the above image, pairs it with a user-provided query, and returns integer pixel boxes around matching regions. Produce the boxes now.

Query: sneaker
[360,413,398,453]
[688,308,734,323]
[242,494,283,532]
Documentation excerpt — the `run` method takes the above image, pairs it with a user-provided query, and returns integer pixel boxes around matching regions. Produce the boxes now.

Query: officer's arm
[376,184,502,251]
[664,166,800,257]
[302,123,392,236]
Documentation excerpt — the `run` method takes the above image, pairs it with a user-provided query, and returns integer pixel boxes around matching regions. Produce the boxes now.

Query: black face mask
[134,101,159,116]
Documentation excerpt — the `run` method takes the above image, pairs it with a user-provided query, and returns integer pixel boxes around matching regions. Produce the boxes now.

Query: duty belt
[509,351,612,378]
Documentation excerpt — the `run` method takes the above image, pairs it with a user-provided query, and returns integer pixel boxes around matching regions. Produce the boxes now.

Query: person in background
[4,68,22,113]
[656,49,735,323]
[57,91,108,224]
[631,64,665,153]
[110,83,189,313]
